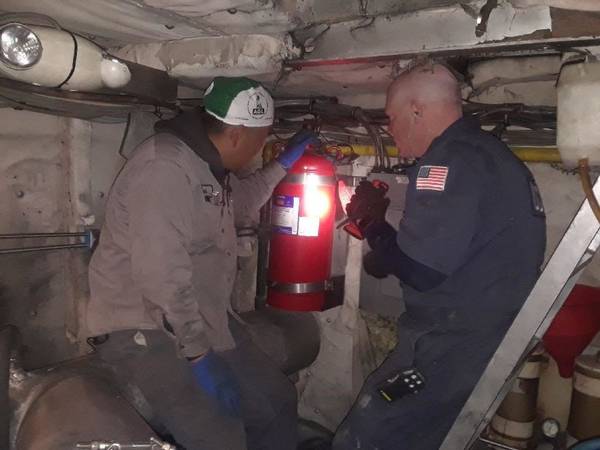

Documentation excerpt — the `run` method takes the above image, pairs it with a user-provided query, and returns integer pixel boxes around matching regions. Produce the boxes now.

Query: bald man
[333,63,546,449]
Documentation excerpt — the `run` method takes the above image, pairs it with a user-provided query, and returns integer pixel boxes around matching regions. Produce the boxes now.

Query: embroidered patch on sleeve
[416,165,449,191]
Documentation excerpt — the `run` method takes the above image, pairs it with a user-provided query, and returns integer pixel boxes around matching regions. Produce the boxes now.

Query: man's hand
[276,129,320,169]
[346,180,390,230]
[190,351,241,417]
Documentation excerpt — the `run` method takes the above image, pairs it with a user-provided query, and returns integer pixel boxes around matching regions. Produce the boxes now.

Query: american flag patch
[416,166,449,192]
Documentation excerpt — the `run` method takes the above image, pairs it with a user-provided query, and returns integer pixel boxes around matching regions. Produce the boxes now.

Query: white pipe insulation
[510,0,600,12]
[0,25,131,91]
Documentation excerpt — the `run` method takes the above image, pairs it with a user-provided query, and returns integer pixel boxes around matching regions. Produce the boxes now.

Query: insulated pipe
[239,309,320,375]
[0,326,17,450]
[510,0,600,12]
[0,24,131,91]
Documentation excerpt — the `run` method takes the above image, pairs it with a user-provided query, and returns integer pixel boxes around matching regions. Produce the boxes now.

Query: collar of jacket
[154,109,229,186]
[420,115,482,159]
[434,116,481,145]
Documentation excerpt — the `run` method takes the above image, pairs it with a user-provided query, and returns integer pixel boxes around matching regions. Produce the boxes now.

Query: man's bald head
[388,63,462,112]
[385,63,463,158]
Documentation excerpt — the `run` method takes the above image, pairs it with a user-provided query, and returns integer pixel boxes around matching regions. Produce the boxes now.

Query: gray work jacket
[86,132,285,357]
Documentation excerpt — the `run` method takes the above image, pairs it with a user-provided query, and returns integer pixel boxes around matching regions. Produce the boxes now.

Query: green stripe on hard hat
[204,76,274,127]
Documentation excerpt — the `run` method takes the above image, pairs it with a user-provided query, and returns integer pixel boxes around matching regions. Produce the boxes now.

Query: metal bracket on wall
[0,230,98,255]
[441,176,600,449]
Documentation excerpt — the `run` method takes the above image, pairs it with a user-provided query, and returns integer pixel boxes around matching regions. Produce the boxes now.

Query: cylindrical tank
[267,153,336,311]
[489,351,544,449]
[557,60,600,169]
[543,284,600,378]
[568,353,600,440]
[15,374,155,450]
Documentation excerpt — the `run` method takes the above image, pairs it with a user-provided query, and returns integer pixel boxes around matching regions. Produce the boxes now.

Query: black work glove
[363,251,389,279]
[346,181,390,230]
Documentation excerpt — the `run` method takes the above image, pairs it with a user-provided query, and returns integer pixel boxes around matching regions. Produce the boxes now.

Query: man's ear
[224,125,243,150]
[411,101,422,119]
[232,126,244,149]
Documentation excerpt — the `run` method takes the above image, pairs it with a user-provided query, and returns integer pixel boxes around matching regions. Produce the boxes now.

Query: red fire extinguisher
[267,153,336,311]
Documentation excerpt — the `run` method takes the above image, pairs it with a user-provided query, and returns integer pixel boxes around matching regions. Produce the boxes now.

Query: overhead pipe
[510,0,600,12]
[326,144,562,163]
[269,142,561,163]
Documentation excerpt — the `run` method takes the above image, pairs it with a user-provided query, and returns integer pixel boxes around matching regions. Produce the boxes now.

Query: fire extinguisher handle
[371,179,389,193]
[343,222,365,240]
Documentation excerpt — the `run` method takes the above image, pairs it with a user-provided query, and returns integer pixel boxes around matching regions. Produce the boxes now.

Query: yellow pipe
[265,142,562,163]
[340,145,562,163]
[339,144,399,157]
[511,147,562,163]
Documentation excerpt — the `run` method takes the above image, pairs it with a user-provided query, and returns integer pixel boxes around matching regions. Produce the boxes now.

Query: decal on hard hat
[248,92,267,119]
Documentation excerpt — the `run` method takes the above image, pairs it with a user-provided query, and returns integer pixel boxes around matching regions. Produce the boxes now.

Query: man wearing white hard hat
[85,77,317,450]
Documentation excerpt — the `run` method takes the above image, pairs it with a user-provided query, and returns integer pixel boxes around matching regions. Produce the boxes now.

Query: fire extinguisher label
[298,216,320,237]
[272,195,300,235]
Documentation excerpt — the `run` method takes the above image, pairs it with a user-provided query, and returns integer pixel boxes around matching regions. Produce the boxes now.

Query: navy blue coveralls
[333,117,546,450]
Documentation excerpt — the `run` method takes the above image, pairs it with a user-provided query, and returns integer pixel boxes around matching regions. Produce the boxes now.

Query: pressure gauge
[541,417,561,440]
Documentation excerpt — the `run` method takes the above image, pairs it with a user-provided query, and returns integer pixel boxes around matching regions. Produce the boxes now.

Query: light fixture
[0,23,133,91]
[0,23,42,69]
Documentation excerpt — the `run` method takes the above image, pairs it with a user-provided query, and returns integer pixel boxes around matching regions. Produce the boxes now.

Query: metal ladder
[440,177,600,450]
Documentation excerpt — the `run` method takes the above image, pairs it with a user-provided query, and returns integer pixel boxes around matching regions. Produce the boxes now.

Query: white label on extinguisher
[298,216,320,237]
[272,195,299,235]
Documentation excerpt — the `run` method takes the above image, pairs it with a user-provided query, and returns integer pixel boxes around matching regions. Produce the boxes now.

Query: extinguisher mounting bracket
[268,280,334,294]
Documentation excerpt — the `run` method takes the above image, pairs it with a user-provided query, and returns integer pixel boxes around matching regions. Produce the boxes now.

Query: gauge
[541,417,561,439]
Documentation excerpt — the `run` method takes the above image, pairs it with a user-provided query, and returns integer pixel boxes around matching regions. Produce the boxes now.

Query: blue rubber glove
[190,351,241,417]
[276,129,320,169]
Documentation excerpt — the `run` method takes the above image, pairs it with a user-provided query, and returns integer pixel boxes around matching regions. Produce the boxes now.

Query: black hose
[118,113,132,159]
[0,325,17,450]
[354,108,389,170]
[304,103,390,169]
[255,203,271,309]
